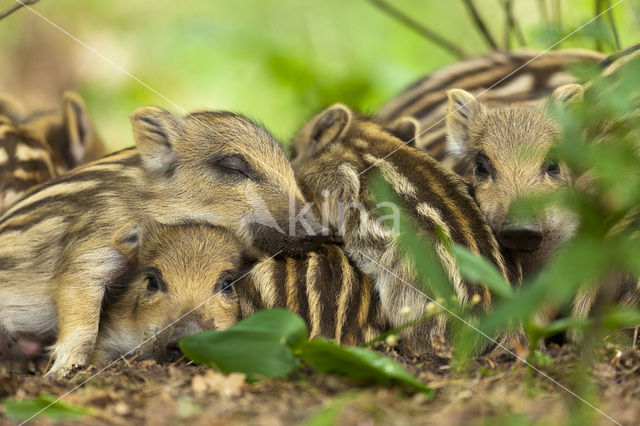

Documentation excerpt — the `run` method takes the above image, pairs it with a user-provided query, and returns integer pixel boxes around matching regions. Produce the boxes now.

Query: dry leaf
[190,370,245,397]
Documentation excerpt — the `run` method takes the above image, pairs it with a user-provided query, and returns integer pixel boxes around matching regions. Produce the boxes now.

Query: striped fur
[92,223,385,365]
[441,45,640,326]
[377,49,605,172]
[0,107,326,379]
[291,104,520,355]
[0,92,105,213]
[0,118,58,213]
[237,244,386,346]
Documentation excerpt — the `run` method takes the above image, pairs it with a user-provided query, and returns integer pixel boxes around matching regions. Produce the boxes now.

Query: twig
[502,0,512,50]
[594,0,604,52]
[510,3,527,46]
[42,354,54,376]
[537,0,550,22]
[501,0,526,49]
[553,0,562,28]
[366,0,468,59]
[0,0,40,21]
[169,354,186,367]
[605,0,621,50]
[462,0,499,50]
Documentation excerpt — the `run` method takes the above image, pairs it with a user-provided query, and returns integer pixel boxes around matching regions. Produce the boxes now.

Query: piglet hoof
[44,363,86,381]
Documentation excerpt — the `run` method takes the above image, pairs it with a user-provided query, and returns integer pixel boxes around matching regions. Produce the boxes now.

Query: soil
[1,341,639,426]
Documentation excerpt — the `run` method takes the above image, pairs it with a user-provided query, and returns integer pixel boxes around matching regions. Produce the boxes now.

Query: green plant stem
[462,0,499,50]
[605,0,621,50]
[0,0,40,21]
[366,0,468,59]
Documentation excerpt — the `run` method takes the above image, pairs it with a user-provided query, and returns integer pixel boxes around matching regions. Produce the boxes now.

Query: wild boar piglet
[93,221,251,364]
[0,91,105,213]
[0,106,327,379]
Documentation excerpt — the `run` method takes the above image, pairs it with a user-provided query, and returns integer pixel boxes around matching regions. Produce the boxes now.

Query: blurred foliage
[0,0,638,149]
[2,393,95,421]
[371,40,640,424]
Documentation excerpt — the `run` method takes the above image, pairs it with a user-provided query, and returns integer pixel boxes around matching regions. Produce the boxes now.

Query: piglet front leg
[46,280,104,379]
[45,249,121,380]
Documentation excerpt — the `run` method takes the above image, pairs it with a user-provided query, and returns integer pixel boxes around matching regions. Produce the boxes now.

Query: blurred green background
[0,0,638,150]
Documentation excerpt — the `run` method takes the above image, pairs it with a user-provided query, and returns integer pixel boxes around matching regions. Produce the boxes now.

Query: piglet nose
[164,338,183,362]
[170,321,202,347]
[498,222,543,251]
[294,234,338,256]
[166,338,181,353]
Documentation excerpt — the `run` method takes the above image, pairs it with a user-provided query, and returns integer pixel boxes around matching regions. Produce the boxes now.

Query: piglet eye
[474,154,491,179]
[144,270,165,294]
[146,275,159,292]
[544,160,560,176]
[220,280,233,293]
[215,271,238,295]
[215,156,256,181]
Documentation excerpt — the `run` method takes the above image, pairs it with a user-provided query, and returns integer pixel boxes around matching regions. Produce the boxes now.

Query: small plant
[180,309,433,397]
[2,394,95,421]
[369,44,640,425]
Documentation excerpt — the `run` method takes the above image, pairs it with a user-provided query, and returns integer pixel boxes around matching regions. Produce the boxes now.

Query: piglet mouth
[153,340,185,364]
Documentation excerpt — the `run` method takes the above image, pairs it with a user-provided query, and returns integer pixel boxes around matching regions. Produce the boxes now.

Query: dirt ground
[1,341,639,426]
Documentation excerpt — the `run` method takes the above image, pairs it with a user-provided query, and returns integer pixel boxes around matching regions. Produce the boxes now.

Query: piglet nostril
[498,223,543,251]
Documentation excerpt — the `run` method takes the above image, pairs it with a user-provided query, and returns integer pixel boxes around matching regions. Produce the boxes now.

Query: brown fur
[237,244,387,346]
[93,222,246,364]
[0,107,326,379]
[291,104,520,355]
[377,49,605,170]
[445,86,582,276]
[0,92,105,213]
[95,222,386,364]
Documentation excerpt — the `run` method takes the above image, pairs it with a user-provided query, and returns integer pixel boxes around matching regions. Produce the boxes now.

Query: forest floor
[1,342,639,426]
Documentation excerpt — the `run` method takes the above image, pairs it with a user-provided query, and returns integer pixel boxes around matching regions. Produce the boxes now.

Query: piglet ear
[112,221,142,261]
[385,116,420,146]
[290,103,353,162]
[62,91,103,167]
[130,107,182,173]
[446,89,484,158]
[552,84,585,105]
[310,103,353,152]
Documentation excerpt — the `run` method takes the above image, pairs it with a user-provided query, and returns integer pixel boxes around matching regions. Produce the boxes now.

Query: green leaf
[180,309,307,381]
[534,317,592,337]
[229,308,308,347]
[603,307,640,329]
[2,394,95,421]
[294,339,433,397]
[531,350,554,369]
[451,244,514,300]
